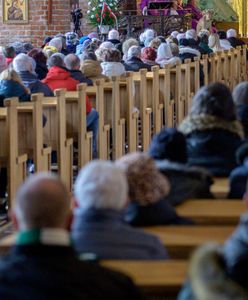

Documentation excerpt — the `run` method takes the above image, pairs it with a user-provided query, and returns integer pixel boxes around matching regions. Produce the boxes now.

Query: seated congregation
[0,24,248,300]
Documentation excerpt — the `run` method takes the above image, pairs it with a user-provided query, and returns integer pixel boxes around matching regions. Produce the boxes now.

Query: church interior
[0,0,247,299]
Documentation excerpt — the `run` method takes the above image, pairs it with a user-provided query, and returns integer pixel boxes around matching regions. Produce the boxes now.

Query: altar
[118,0,191,38]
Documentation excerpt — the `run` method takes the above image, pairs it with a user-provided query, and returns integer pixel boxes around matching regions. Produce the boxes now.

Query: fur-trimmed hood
[179,114,244,139]
[155,159,212,181]
[179,47,201,57]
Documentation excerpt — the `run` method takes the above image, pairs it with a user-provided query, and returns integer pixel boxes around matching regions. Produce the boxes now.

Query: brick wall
[0,0,140,47]
[0,0,71,47]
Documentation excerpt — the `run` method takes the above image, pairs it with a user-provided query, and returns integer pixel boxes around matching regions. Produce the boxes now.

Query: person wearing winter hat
[208,33,224,52]
[141,47,157,66]
[10,42,25,55]
[72,160,168,260]
[43,45,58,58]
[107,29,121,46]
[217,30,233,50]
[156,43,181,67]
[122,38,139,60]
[65,32,79,53]
[100,48,125,77]
[87,32,98,39]
[124,45,151,72]
[148,128,213,206]
[227,29,245,48]
[179,83,243,176]
[49,38,63,53]
[116,152,194,226]
[179,38,201,62]
[232,82,248,139]
[0,54,8,74]
[80,51,108,82]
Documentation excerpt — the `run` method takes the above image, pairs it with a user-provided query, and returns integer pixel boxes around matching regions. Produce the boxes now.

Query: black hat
[148,128,188,163]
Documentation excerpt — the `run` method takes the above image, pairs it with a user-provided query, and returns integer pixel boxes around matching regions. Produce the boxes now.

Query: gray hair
[127,45,141,60]
[74,160,128,211]
[13,53,34,72]
[14,173,70,230]
[49,37,63,52]
[47,53,65,69]
[64,53,80,70]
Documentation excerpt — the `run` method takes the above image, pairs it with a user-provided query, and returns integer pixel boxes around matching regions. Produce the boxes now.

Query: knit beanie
[65,32,79,46]
[116,152,170,206]
[148,128,188,163]
[141,47,157,61]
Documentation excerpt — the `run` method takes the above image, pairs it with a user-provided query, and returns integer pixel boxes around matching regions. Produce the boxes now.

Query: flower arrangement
[87,0,120,27]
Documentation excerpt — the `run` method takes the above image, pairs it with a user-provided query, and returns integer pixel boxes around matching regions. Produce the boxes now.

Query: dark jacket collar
[73,208,125,228]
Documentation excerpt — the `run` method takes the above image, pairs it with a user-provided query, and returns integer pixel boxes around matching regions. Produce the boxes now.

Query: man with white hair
[123,45,152,72]
[227,28,245,48]
[72,160,168,260]
[0,173,146,300]
[13,53,53,96]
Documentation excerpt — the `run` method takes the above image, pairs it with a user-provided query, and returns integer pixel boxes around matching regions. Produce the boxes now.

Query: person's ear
[71,196,78,210]
[11,209,19,231]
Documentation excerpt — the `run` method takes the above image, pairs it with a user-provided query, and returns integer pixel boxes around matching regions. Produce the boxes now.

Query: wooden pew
[211,177,229,198]
[102,260,188,299]
[0,99,28,207]
[176,200,246,225]
[144,225,235,259]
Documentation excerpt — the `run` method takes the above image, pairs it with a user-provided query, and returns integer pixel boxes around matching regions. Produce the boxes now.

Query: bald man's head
[13,173,70,231]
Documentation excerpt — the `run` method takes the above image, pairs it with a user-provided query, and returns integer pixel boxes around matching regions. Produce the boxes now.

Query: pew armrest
[146,108,152,115]
[42,147,52,156]
[16,154,28,164]
[65,138,73,147]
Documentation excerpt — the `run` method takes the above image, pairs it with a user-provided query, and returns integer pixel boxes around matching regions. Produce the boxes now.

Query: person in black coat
[148,128,213,206]
[227,29,245,48]
[123,45,151,72]
[64,53,93,86]
[229,143,248,199]
[224,191,248,291]
[233,82,248,139]
[179,83,244,177]
[0,173,146,300]
[116,152,193,226]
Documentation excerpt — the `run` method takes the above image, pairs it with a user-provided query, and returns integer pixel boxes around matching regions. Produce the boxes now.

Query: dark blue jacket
[69,70,93,86]
[184,129,242,177]
[156,160,213,206]
[71,208,168,260]
[35,61,48,80]
[229,158,248,199]
[236,104,248,139]
[0,244,145,300]
[0,79,30,101]
[18,71,53,96]
[124,198,194,226]
[224,213,248,290]
[124,57,151,72]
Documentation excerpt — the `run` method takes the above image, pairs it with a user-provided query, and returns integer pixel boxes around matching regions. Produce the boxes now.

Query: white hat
[186,29,197,40]
[227,29,237,39]
[108,29,119,40]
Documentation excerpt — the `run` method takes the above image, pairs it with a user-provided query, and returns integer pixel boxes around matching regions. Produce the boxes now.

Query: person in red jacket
[43,54,99,157]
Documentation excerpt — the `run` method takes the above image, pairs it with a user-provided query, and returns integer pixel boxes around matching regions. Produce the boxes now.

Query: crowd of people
[0,22,247,299]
